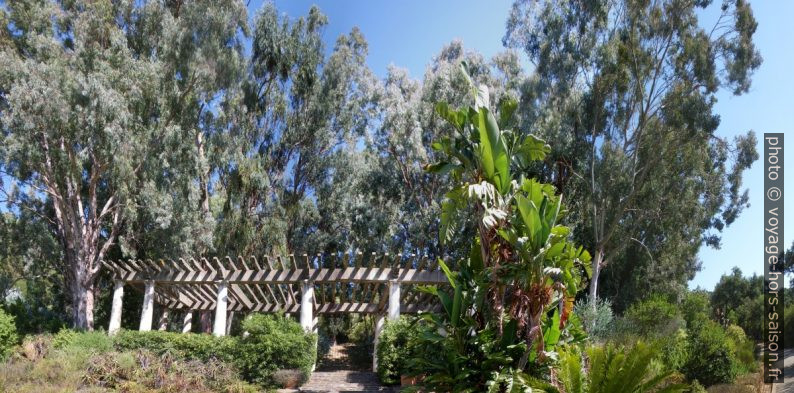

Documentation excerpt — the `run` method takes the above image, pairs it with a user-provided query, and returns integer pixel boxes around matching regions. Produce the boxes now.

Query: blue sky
[250,0,793,290]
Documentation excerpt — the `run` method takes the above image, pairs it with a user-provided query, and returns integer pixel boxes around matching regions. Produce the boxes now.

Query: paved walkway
[279,343,399,392]
[782,348,794,393]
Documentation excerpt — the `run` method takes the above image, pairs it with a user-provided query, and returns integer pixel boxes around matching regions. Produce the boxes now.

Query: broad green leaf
[518,134,551,162]
[476,107,511,194]
[438,258,457,289]
[498,97,518,128]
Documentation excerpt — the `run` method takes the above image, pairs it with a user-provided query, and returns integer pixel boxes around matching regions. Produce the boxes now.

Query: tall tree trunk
[72,273,95,330]
[589,246,604,304]
[200,310,213,333]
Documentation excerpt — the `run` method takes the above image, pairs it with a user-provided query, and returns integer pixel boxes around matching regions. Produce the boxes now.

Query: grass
[0,335,266,393]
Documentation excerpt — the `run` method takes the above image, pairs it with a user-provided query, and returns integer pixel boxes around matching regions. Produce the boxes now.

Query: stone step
[280,371,398,393]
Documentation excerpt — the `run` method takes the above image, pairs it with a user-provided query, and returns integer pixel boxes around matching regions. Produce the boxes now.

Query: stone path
[781,348,794,393]
[278,343,399,392]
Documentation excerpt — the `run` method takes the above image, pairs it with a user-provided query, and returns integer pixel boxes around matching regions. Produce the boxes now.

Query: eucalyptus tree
[504,0,761,307]
[212,5,375,257]
[366,41,528,257]
[0,0,247,329]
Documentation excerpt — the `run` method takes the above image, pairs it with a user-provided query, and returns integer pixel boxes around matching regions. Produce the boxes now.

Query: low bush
[658,328,689,372]
[114,313,316,388]
[682,319,738,387]
[624,296,684,338]
[725,325,758,374]
[52,329,113,353]
[784,304,794,347]
[237,313,317,387]
[114,330,237,363]
[574,297,614,342]
[0,308,18,360]
[376,316,420,385]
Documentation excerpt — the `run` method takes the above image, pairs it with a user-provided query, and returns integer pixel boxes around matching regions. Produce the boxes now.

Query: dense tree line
[0,0,760,329]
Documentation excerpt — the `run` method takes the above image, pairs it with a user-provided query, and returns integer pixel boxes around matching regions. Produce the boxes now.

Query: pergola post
[139,280,155,331]
[300,280,314,333]
[213,281,228,337]
[182,311,193,333]
[108,280,124,336]
[158,308,170,331]
[226,311,235,336]
[388,279,400,321]
[372,314,386,372]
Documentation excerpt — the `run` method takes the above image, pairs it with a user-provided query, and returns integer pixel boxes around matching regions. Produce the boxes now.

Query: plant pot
[401,374,424,386]
[273,369,305,388]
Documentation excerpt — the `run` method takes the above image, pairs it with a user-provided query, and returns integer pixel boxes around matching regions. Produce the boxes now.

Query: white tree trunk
[158,308,170,331]
[589,247,604,304]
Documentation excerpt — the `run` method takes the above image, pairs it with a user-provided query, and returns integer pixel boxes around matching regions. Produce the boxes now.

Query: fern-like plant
[558,342,688,393]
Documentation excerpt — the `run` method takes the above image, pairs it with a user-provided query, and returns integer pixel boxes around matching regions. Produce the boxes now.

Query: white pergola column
[388,279,401,321]
[139,280,155,331]
[226,311,235,336]
[300,280,314,333]
[213,281,228,337]
[158,308,170,331]
[108,280,124,336]
[372,314,386,372]
[182,311,193,333]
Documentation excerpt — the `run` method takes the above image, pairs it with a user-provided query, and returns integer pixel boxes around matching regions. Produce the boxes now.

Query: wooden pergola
[101,253,447,371]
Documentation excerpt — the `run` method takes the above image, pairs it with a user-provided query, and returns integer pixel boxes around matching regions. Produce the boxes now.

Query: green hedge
[0,309,18,360]
[113,313,316,388]
[376,317,419,385]
[682,319,738,387]
[114,330,238,363]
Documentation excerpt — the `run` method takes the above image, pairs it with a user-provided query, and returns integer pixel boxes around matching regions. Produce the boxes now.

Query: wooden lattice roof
[102,253,446,314]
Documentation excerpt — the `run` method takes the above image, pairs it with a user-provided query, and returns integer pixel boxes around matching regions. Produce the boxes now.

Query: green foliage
[415,63,590,392]
[0,308,18,360]
[114,314,316,388]
[505,0,761,311]
[657,329,690,373]
[724,325,757,374]
[785,304,794,348]
[623,296,684,338]
[681,290,712,329]
[557,342,687,393]
[113,330,237,364]
[51,329,112,354]
[236,314,317,387]
[682,320,738,387]
[376,317,419,385]
[574,297,613,342]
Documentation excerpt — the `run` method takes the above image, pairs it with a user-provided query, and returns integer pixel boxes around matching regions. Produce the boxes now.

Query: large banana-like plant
[413,63,591,392]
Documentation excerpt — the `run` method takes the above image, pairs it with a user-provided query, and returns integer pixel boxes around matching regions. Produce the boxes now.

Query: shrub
[658,328,689,372]
[725,325,757,374]
[624,296,684,338]
[115,318,316,389]
[682,290,711,329]
[0,308,18,360]
[785,304,794,348]
[557,342,688,393]
[237,313,316,387]
[376,317,419,385]
[682,320,738,387]
[114,330,237,363]
[52,329,112,353]
[574,297,613,341]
